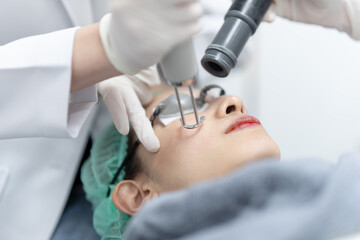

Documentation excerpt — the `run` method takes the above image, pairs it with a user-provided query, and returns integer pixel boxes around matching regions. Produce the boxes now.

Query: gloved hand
[270,0,360,40]
[99,0,203,75]
[98,66,161,152]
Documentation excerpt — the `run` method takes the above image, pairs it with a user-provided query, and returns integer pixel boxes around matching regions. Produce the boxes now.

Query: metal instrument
[158,40,205,129]
[154,85,226,126]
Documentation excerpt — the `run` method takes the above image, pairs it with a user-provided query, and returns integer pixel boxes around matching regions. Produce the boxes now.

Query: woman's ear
[112,180,158,216]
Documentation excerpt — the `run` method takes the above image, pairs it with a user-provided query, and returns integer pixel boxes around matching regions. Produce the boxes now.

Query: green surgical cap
[81,124,131,240]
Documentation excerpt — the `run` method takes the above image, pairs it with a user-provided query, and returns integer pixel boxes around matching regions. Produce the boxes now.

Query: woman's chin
[243,137,281,164]
[254,139,281,161]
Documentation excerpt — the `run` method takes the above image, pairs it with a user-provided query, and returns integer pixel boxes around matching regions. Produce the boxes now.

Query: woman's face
[138,88,280,193]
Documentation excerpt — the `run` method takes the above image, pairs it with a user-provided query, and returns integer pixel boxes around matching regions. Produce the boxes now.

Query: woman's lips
[225,115,261,134]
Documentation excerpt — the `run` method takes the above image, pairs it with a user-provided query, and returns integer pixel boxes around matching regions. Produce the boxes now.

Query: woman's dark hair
[107,108,161,197]
[123,130,143,180]
[107,133,141,196]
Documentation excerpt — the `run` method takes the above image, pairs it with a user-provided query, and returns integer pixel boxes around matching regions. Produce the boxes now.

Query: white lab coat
[0,1,109,239]
[0,1,245,239]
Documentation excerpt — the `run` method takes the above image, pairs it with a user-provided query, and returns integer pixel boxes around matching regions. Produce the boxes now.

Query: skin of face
[137,88,281,193]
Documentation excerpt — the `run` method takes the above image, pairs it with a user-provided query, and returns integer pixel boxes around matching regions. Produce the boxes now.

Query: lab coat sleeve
[349,0,360,40]
[0,27,98,138]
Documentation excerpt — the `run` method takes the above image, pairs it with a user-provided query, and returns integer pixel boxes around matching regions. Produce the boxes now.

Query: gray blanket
[125,154,360,240]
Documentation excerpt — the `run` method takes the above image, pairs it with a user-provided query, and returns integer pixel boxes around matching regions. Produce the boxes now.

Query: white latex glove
[270,0,360,40]
[99,0,203,75]
[98,66,161,152]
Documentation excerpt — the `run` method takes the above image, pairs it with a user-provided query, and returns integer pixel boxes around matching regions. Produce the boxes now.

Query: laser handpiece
[201,0,273,78]
[157,40,205,129]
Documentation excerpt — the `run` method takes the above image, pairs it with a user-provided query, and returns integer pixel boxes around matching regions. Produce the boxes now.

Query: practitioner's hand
[269,0,360,40]
[99,0,203,75]
[98,66,161,152]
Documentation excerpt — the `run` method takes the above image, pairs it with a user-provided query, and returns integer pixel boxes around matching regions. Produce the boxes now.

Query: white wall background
[196,2,360,163]
[256,19,360,162]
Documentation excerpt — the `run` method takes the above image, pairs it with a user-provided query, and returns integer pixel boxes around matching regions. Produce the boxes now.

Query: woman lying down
[81,85,360,240]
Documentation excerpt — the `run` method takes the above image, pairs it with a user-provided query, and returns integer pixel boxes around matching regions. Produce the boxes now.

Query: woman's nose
[216,95,246,118]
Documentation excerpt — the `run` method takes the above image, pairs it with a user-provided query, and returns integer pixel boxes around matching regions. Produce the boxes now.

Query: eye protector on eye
[153,84,226,126]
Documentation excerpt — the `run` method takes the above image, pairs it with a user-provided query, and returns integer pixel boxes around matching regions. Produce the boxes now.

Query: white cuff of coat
[346,0,360,40]
[68,86,98,138]
[0,27,97,139]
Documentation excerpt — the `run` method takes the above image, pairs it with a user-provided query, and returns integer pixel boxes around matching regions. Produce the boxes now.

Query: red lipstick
[225,116,261,134]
